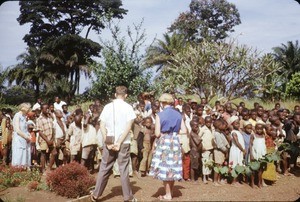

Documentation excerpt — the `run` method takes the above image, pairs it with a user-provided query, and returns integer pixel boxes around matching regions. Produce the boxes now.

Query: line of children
[0,95,299,191]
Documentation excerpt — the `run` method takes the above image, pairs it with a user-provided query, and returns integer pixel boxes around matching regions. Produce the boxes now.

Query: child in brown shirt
[138,117,154,177]
[189,120,202,182]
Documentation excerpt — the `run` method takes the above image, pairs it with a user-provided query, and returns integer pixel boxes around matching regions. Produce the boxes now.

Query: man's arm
[113,119,134,151]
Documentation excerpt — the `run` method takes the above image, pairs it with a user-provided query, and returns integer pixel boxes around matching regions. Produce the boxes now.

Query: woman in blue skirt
[149,93,187,201]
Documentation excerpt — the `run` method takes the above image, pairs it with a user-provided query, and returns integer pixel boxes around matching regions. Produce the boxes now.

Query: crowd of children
[0,93,299,189]
[130,94,300,188]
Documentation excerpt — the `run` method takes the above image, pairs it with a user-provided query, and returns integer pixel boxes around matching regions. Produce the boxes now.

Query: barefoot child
[199,116,215,184]
[213,119,230,186]
[250,121,267,188]
[262,124,278,185]
[189,120,202,182]
[138,117,154,177]
[242,121,253,166]
[228,116,246,186]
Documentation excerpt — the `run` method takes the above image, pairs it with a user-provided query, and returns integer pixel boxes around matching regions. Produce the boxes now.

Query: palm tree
[272,40,300,80]
[7,47,56,99]
[144,33,187,72]
[41,34,100,95]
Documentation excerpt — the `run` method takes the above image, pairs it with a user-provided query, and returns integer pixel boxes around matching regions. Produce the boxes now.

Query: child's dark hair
[213,119,223,129]
[241,108,249,114]
[190,119,199,127]
[74,108,83,116]
[144,116,153,123]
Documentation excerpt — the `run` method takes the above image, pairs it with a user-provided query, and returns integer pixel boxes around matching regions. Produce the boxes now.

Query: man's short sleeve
[126,105,136,122]
[99,105,109,123]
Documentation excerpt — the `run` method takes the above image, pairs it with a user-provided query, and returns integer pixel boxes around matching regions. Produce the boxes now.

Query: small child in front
[138,117,154,177]
[250,121,267,188]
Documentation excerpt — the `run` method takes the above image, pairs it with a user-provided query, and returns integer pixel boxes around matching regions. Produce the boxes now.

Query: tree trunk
[35,83,40,100]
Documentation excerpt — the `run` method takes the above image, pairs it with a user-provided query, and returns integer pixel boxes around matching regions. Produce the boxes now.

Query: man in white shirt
[54,96,67,112]
[32,98,42,111]
[91,86,137,202]
[53,110,68,166]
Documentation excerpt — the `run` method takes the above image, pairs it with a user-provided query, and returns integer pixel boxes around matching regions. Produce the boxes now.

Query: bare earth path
[1,169,300,202]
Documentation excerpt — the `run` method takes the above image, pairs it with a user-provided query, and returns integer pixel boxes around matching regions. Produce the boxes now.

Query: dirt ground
[1,168,300,202]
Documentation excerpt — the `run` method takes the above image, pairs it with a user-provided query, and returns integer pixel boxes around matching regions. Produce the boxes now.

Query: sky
[0,0,300,92]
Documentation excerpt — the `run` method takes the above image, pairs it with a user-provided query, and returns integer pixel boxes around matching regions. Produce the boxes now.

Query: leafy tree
[252,54,284,101]
[40,35,101,95]
[7,47,56,99]
[16,0,127,98]
[286,72,300,99]
[273,40,300,81]
[89,21,151,103]
[169,0,241,42]
[3,86,35,105]
[156,39,268,101]
[145,33,187,71]
[0,65,9,103]
[18,1,127,47]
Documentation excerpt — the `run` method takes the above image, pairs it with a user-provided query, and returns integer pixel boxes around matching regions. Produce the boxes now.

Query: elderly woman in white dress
[11,102,32,167]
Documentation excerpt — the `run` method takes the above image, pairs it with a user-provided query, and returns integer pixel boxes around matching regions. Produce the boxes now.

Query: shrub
[0,165,41,189]
[27,181,39,191]
[46,161,95,198]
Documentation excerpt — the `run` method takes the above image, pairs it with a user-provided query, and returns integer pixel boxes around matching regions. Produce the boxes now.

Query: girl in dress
[262,124,277,185]
[250,121,267,188]
[228,116,246,186]
[242,121,253,166]
[213,119,230,186]
[149,93,187,201]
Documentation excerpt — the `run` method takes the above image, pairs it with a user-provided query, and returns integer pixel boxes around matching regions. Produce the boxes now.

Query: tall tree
[145,33,187,72]
[286,72,300,100]
[7,47,56,99]
[40,35,101,95]
[273,40,300,81]
[18,1,127,47]
[169,0,241,42]
[156,40,269,101]
[90,21,151,103]
[17,0,127,97]
[252,54,284,101]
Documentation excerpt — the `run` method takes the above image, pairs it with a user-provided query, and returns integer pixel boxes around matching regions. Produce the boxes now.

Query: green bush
[0,165,41,190]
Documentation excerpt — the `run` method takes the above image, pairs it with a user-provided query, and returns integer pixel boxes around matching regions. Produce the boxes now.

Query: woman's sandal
[90,191,98,202]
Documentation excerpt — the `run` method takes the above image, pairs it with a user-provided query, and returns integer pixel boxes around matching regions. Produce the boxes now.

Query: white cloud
[228,0,300,52]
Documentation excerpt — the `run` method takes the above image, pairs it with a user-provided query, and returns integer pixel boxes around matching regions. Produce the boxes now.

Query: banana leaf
[235,165,245,174]
[245,166,252,176]
[231,169,238,178]
[214,166,220,174]
[220,166,229,175]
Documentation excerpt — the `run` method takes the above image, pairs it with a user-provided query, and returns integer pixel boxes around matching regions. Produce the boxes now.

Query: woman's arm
[14,114,30,141]
[155,115,161,138]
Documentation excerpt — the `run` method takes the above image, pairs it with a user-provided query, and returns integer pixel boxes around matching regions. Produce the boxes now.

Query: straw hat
[159,93,174,103]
